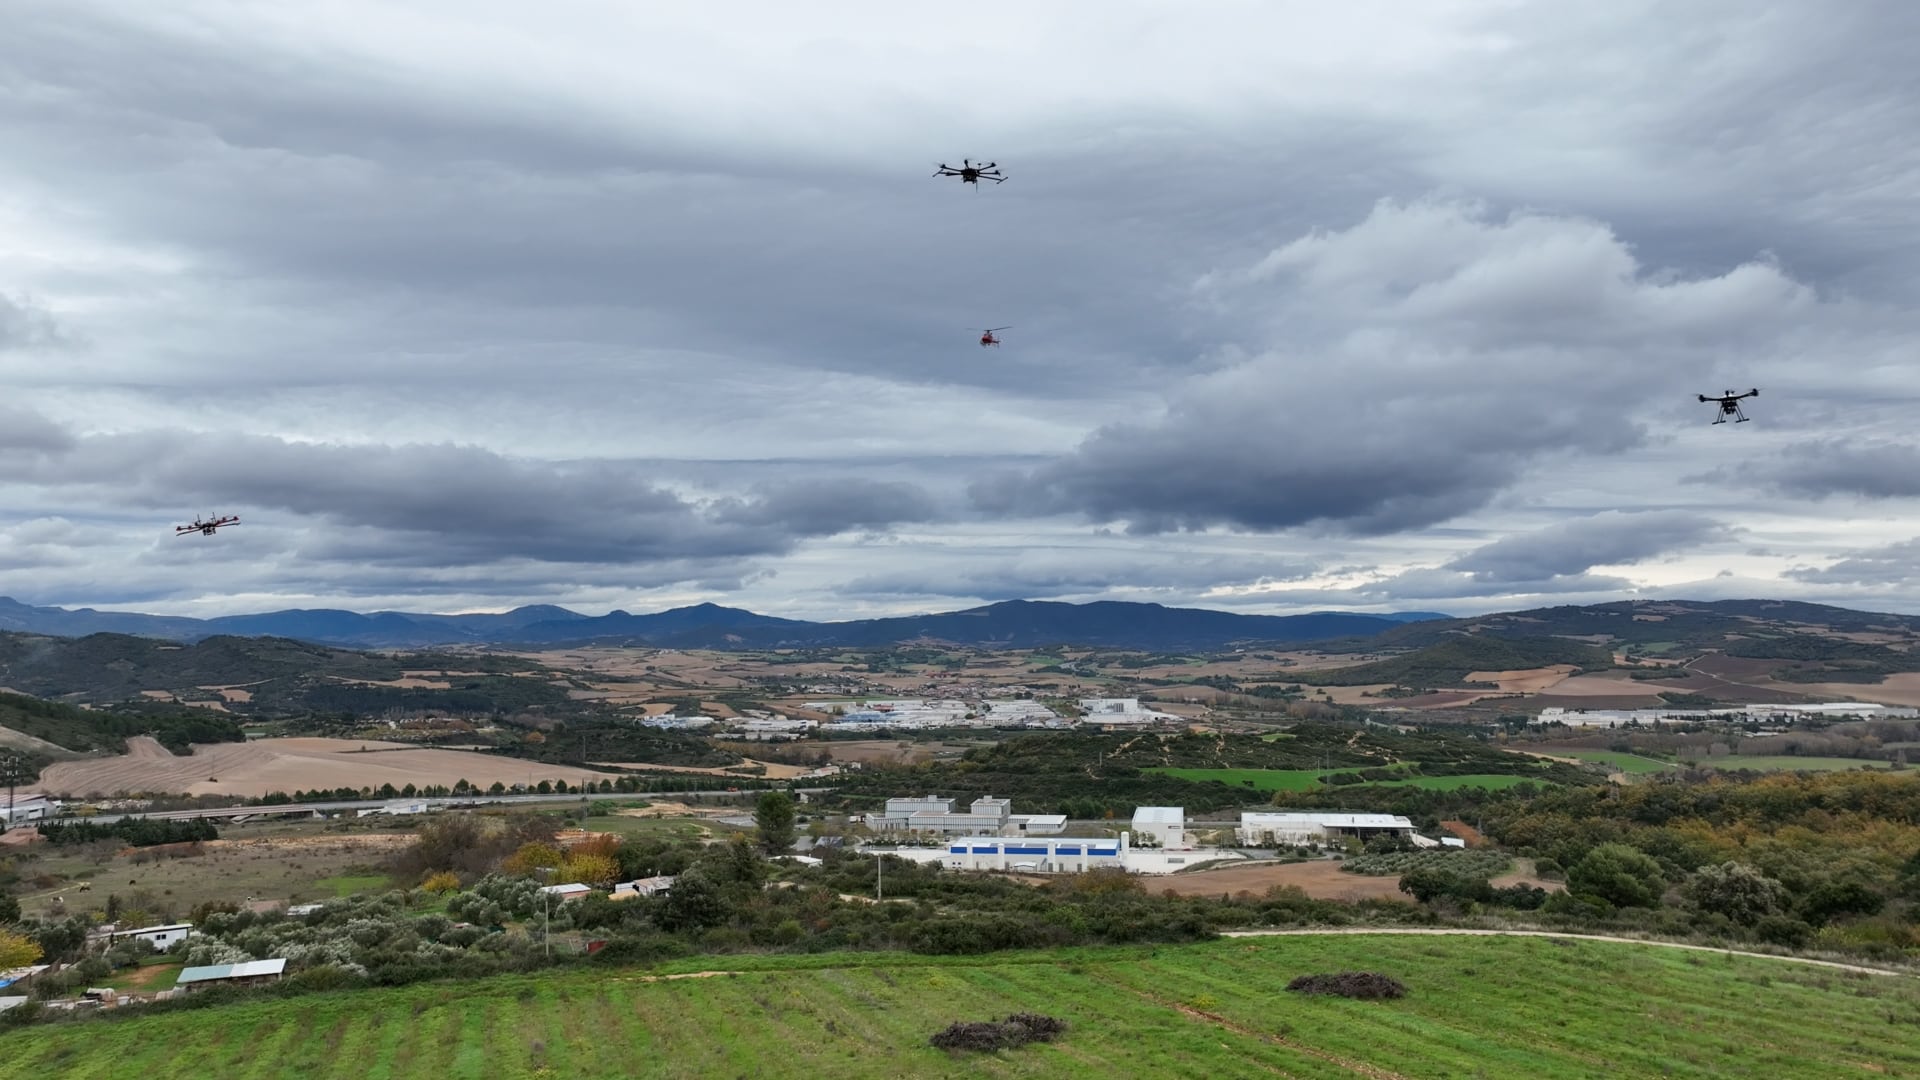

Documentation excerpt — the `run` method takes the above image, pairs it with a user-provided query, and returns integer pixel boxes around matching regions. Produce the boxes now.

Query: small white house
[537,883,592,902]
[107,923,194,949]
[611,875,676,899]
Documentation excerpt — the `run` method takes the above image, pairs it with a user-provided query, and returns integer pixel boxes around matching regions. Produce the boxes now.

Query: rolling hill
[0,631,567,717]
[1291,636,1617,689]
[0,596,1440,651]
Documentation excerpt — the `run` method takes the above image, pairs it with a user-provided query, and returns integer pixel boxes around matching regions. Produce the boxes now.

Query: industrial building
[1076,698,1185,728]
[0,794,56,827]
[864,795,1067,836]
[1537,703,1920,728]
[940,835,1128,872]
[1130,806,1188,849]
[1237,812,1416,846]
[875,826,1247,875]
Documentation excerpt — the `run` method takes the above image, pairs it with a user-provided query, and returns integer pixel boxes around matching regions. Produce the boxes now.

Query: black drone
[933,159,1005,186]
[1698,388,1759,424]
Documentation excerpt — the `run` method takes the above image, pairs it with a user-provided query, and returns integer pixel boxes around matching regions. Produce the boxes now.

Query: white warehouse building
[941,834,1129,873]
[1238,812,1417,846]
[1130,806,1188,849]
[864,795,1067,836]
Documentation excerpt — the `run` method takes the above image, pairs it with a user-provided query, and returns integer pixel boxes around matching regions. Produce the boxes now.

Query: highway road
[67,788,833,826]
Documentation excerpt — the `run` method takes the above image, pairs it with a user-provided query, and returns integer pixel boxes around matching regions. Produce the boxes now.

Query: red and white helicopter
[175,514,240,537]
[972,326,1011,347]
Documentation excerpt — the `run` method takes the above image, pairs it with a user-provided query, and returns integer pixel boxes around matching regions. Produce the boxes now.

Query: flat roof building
[104,923,194,949]
[176,958,286,991]
[1238,812,1416,846]
[943,835,1128,873]
[1131,806,1188,849]
[0,795,55,827]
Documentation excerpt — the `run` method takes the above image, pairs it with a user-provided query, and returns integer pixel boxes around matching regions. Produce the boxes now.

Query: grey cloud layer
[0,415,939,567]
[3,2,1920,618]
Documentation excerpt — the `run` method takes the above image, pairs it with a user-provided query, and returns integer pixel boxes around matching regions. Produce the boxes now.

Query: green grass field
[1694,755,1905,773]
[1539,749,1680,774]
[1149,767,1335,791]
[1149,767,1552,792]
[317,872,394,898]
[1359,773,1550,791]
[5,935,1916,1078]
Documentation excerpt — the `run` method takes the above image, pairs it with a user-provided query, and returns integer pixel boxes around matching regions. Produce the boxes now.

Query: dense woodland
[0,691,244,763]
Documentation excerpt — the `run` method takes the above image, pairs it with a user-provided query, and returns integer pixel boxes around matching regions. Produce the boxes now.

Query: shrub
[1285,972,1407,1000]
[929,1013,1068,1052]
[420,871,461,895]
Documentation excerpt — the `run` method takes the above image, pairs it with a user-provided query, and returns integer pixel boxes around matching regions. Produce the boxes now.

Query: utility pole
[876,852,884,902]
[2,753,16,832]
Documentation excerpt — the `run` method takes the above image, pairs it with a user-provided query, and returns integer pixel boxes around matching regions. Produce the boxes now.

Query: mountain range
[0,596,1450,651]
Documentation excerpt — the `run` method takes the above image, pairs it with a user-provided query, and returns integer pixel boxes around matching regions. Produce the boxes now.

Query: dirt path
[1219,928,1912,978]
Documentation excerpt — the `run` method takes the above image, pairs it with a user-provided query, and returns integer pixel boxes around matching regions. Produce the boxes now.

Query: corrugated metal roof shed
[1132,807,1185,825]
[176,958,287,985]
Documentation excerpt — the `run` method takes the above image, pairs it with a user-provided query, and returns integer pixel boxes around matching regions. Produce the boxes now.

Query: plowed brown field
[1149,859,1563,900]
[29,736,620,797]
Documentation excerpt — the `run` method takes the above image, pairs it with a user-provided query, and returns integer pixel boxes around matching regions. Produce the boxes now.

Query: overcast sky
[3,1,1919,621]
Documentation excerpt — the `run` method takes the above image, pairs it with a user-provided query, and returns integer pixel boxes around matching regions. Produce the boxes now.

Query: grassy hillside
[4,935,1915,1078]
[1292,636,1615,689]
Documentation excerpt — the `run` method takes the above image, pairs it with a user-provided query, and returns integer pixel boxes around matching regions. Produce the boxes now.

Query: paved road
[68,788,833,826]
[1220,927,1914,977]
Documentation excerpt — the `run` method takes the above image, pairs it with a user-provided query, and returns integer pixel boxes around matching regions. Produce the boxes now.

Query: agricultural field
[8,822,415,918]
[1147,767,1555,792]
[1536,749,1680,775]
[6,935,1918,1078]
[1691,755,1905,773]
[26,735,622,799]
[1338,849,1514,878]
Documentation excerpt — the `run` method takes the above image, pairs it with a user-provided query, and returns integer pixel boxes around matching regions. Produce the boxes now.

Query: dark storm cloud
[1445,511,1737,583]
[0,414,934,568]
[1716,439,1920,501]
[1786,538,1920,586]
[976,198,1811,536]
[0,407,76,453]
[0,6,1433,400]
[0,295,62,350]
[842,549,1320,603]
[711,479,940,535]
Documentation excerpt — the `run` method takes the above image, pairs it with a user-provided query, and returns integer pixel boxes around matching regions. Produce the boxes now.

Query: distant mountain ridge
[0,596,1445,651]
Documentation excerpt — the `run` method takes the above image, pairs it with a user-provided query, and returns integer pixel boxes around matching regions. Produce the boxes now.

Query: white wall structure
[1131,806,1188,849]
[1237,812,1416,846]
